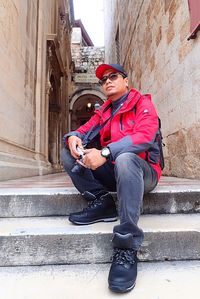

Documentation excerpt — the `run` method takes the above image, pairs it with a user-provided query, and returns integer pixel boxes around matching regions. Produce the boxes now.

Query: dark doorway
[71,94,103,130]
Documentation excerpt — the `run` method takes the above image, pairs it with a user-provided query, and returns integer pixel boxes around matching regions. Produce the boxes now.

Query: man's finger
[77,139,83,148]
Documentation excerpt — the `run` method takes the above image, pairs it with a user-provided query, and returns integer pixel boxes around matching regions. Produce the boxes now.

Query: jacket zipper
[120,114,123,130]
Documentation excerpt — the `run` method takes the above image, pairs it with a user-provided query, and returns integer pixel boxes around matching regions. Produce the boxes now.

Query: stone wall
[69,31,105,130]
[104,0,200,178]
[0,0,38,150]
[71,35,105,96]
[0,0,72,180]
[71,28,104,75]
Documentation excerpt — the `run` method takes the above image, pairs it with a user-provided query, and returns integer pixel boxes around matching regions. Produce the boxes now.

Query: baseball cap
[95,63,128,80]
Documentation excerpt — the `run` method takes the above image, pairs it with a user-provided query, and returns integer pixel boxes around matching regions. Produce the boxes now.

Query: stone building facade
[104,0,200,179]
[70,24,105,131]
[0,0,73,180]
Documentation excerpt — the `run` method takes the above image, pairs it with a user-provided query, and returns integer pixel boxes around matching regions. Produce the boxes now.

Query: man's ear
[124,77,129,87]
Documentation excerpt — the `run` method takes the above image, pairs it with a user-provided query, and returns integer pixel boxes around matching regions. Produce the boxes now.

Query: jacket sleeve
[108,96,159,160]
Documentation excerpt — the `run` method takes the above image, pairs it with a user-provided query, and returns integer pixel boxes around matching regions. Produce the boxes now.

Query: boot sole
[68,216,118,225]
[109,282,135,293]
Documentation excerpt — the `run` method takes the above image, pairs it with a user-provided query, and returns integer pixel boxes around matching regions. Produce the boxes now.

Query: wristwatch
[101,147,111,159]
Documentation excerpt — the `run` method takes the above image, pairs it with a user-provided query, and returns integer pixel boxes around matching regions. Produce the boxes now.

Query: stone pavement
[0,172,73,188]
[0,172,200,190]
[0,261,200,299]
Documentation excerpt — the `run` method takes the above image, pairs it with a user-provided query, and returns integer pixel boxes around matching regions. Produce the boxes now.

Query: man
[61,64,162,293]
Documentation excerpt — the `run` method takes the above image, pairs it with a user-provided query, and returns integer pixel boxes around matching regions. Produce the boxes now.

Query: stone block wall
[104,0,200,178]
[72,41,104,74]
[71,39,104,94]
[80,46,105,74]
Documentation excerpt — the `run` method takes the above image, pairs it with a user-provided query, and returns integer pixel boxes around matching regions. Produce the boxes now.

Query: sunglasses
[98,72,126,86]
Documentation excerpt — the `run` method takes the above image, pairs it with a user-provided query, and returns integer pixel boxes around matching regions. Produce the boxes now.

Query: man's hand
[83,148,107,170]
[68,136,84,159]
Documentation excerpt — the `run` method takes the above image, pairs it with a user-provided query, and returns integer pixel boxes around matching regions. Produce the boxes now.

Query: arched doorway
[69,89,106,130]
[46,38,66,171]
[48,74,61,166]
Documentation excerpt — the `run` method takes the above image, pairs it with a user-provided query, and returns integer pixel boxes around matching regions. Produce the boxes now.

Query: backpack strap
[133,99,165,170]
[82,99,128,146]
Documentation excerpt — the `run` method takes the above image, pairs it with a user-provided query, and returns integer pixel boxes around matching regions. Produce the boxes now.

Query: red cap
[95,64,128,79]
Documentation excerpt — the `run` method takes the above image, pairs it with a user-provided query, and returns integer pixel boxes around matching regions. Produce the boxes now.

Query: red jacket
[69,89,162,180]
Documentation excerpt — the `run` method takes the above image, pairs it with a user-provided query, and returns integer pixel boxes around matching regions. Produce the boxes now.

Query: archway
[69,89,106,130]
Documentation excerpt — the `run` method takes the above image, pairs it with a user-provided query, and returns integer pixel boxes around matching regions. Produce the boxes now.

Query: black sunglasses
[98,72,126,86]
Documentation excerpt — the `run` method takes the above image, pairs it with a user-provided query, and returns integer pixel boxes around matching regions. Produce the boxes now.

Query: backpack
[132,103,165,170]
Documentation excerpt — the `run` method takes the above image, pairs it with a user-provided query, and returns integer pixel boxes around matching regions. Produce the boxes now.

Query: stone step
[0,182,199,217]
[0,214,199,266]
[0,261,199,299]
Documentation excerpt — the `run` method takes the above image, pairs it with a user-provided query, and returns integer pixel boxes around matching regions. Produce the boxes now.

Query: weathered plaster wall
[0,0,72,180]
[0,0,37,149]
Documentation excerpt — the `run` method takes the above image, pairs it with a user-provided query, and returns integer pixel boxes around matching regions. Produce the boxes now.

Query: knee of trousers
[60,147,75,171]
[115,152,142,170]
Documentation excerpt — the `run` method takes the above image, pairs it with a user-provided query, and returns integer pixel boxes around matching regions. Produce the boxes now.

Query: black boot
[108,232,138,293]
[68,191,118,225]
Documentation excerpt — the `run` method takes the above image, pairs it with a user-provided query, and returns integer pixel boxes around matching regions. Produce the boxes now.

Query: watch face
[101,147,110,158]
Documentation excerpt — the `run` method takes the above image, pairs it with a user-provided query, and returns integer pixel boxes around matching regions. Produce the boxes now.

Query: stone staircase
[0,174,200,298]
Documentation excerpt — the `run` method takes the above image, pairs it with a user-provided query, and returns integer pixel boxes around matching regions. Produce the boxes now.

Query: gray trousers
[61,148,158,250]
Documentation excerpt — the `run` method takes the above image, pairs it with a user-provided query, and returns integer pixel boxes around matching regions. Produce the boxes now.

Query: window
[187,0,200,40]
[115,27,120,63]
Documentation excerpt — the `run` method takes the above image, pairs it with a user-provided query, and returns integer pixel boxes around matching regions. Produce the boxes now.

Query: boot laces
[112,248,136,265]
[84,198,102,211]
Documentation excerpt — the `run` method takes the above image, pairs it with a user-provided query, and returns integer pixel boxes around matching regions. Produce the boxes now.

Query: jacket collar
[96,88,142,116]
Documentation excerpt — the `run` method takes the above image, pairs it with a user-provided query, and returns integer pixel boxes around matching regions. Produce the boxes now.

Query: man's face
[100,69,128,101]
